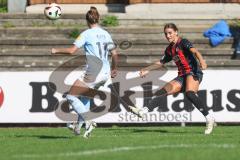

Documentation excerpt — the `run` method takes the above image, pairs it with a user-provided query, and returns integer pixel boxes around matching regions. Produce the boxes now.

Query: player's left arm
[110,49,118,78]
[189,48,207,70]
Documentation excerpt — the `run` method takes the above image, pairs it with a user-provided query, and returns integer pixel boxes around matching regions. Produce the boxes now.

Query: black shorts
[173,72,203,92]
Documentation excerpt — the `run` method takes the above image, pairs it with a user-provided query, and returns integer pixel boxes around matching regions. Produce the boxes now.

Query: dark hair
[164,23,178,32]
[86,6,100,24]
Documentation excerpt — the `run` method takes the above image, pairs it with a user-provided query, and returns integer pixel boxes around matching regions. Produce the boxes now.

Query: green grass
[0,126,240,160]
[101,15,119,27]
[69,28,81,39]
[0,6,7,13]
[2,22,15,28]
[0,0,7,13]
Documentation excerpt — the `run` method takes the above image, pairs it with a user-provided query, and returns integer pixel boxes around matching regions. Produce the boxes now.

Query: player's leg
[82,79,109,138]
[84,121,97,138]
[65,79,91,135]
[146,79,182,110]
[185,75,215,134]
[129,79,182,117]
[79,96,96,138]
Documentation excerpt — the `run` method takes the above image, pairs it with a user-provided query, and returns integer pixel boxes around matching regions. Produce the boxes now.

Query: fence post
[8,0,27,13]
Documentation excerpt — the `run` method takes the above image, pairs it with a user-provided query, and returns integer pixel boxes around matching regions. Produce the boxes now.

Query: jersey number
[96,42,108,60]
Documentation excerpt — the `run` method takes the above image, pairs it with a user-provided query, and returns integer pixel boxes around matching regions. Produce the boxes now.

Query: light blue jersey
[74,26,115,78]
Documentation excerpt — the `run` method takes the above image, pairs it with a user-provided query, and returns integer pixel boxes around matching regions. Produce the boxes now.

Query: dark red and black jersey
[160,38,203,76]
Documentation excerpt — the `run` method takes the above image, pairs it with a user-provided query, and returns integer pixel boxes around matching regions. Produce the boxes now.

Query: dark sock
[186,91,209,116]
[147,88,168,111]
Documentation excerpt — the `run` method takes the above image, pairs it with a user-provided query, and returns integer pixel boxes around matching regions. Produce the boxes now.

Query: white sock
[142,107,149,113]
[205,114,214,121]
[85,121,91,130]
[66,123,74,129]
[66,95,88,114]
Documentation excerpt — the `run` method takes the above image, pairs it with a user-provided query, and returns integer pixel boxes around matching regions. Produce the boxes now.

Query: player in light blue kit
[51,7,118,138]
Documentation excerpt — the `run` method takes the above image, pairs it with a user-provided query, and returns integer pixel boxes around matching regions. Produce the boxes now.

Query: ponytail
[86,6,100,24]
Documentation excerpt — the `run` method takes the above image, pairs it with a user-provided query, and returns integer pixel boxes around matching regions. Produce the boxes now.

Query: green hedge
[0,0,7,6]
[0,0,7,13]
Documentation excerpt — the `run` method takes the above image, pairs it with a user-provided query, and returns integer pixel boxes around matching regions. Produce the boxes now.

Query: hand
[111,69,117,78]
[200,60,207,70]
[139,69,149,78]
[51,48,57,55]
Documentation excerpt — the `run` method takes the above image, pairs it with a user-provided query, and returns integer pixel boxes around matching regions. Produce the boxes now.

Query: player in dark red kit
[129,23,215,135]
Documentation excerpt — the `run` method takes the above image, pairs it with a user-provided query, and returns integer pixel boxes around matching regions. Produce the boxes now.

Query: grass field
[0,126,240,160]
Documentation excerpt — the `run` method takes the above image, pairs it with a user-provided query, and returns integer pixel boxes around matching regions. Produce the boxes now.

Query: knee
[186,91,196,99]
[155,88,168,96]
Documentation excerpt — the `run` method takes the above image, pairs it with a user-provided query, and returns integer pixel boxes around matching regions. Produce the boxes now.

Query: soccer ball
[44,3,62,20]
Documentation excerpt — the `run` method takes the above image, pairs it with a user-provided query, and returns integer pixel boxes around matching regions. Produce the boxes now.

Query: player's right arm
[139,49,172,78]
[51,45,78,55]
[51,32,85,55]
[139,61,163,78]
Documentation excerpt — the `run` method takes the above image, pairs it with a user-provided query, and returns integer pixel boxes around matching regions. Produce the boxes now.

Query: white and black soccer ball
[44,3,62,20]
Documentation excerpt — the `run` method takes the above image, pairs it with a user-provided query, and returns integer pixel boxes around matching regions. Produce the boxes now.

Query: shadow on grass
[132,128,202,134]
[132,129,168,133]
[14,134,72,139]
[106,128,202,134]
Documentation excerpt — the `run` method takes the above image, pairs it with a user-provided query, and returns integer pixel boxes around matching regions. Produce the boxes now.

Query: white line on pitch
[13,143,236,159]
